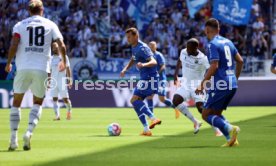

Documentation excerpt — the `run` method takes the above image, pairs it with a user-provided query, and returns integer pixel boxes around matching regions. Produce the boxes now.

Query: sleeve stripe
[14,33,21,38]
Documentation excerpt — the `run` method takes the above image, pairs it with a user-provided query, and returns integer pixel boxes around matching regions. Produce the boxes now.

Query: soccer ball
[107,123,121,136]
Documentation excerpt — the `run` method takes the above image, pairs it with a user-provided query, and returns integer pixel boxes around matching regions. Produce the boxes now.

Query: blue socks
[147,99,154,113]
[206,115,232,141]
[164,99,173,107]
[132,100,155,120]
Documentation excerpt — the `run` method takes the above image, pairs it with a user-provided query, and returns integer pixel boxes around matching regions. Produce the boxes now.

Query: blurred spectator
[0,40,7,59]
[70,42,86,58]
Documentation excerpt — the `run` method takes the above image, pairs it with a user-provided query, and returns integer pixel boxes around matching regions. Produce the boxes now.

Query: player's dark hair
[187,38,199,49]
[205,18,220,29]
[125,27,139,36]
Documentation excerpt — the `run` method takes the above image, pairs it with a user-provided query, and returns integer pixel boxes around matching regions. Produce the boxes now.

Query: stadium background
[0,0,276,108]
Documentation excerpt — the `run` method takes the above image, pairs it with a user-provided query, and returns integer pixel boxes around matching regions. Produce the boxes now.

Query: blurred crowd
[0,0,274,70]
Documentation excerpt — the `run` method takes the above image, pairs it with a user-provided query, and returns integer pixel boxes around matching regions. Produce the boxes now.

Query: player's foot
[194,121,202,134]
[66,112,71,120]
[221,139,239,147]
[214,128,223,137]
[149,119,162,129]
[53,116,60,121]
[228,125,240,146]
[23,133,32,151]
[175,109,181,119]
[8,142,18,151]
[140,131,152,136]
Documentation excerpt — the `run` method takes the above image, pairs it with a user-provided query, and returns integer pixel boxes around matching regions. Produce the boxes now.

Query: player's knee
[196,103,203,114]
[33,96,44,105]
[172,95,183,106]
[159,96,165,103]
[63,98,69,103]
[202,110,209,121]
[53,97,58,102]
[13,94,24,107]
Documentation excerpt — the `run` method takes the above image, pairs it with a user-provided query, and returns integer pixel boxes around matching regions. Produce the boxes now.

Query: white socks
[27,104,42,133]
[10,107,21,143]
[53,101,60,117]
[176,103,197,123]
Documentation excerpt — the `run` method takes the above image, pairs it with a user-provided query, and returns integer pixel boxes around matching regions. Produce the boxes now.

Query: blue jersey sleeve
[208,43,220,61]
[156,53,165,66]
[272,54,276,67]
[140,46,153,60]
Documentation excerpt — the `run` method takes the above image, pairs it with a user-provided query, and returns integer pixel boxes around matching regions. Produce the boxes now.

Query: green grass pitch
[0,107,276,166]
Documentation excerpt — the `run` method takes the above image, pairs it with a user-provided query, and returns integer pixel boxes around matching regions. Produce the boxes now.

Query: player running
[146,41,178,118]
[271,54,276,74]
[173,38,218,134]
[49,42,72,121]
[195,18,244,147]
[5,0,67,151]
[120,28,162,136]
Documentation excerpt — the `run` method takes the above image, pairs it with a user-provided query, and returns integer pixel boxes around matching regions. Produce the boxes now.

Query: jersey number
[27,26,45,46]
[224,45,232,67]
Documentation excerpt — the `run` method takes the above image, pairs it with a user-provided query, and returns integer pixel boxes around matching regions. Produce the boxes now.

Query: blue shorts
[204,89,237,111]
[157,80,167,96]
[133,79,158,99]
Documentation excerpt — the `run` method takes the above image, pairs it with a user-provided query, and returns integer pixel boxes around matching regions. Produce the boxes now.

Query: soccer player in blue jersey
[120,28,162,136]
[271,54,276,74]
[195,18,244,147]
[146,41,178,118]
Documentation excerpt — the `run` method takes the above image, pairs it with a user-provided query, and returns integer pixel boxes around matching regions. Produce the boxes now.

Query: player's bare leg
[202,109,240,147]
[196,102,222,137]
[173,94,202,134]
[63,98,72,120]
[23,95,44,151]
[53,97,60,120]
[8,93,24,151]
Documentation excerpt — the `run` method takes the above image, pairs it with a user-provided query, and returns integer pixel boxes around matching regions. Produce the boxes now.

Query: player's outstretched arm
[271,66,276,74]
[5,35,20,73]
[174,58,182,86]
[137,57,157,68]
[66,66,73,88]
[120,57,135,78]
[195,60,218,94]
[55,38,67,71]
[234,53,244,79]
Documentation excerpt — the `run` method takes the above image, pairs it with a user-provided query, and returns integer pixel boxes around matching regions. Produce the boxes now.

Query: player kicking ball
[195,18,244,147]
[172,38,221,135]
[5,0,66,151]
[49,42,72,120]
[146,41,178,118]
[120,28,162,136]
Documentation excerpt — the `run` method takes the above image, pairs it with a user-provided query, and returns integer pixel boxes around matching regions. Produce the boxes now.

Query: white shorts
[13,69,48,98]
[175,86,205,103]
[50,78,69,98]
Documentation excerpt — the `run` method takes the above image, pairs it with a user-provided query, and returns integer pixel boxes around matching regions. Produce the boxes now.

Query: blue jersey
[153,51,167,81]
[132,40,158,80]
[206,35,238,90]
[272,54,276,67]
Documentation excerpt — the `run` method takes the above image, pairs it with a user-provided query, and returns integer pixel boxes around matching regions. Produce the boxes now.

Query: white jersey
[50,55,70,79]
[179,48,210,89]
[13,15,63,73]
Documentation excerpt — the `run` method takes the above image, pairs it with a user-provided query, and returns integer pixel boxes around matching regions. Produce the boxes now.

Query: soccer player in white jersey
[5,0,67,151]
[49,42,72,121]
[173,38,222,135]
